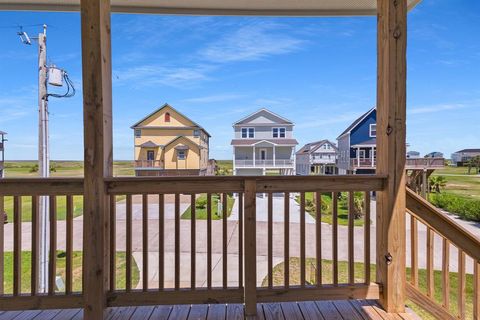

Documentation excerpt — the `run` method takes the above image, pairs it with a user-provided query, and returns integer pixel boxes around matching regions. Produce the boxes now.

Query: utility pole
[38,24,50,294]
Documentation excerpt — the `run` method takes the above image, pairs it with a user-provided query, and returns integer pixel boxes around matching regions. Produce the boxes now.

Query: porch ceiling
[0,0,422,15]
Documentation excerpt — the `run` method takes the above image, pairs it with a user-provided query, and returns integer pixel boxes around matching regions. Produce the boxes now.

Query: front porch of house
[233,144,295,169]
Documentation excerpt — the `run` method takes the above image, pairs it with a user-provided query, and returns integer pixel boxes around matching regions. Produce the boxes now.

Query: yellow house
[131,104,210,176]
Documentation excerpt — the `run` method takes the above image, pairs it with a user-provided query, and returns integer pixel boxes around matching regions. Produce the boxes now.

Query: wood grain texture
[332,192,338,285]
[244,179,257,316]
[158,194,165,290]
[48,196,57,296]
[66,195,74,294]
[315,191,322,287]
[376,0,407,312]
[13,196,21,296]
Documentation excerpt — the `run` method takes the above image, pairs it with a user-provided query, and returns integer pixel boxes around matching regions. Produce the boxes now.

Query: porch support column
[253,146,256,167]
[81,0,113,318]
[376,0,407,313]
[273,145,276,166]
[357,147,360,167]
[371,146,375,167]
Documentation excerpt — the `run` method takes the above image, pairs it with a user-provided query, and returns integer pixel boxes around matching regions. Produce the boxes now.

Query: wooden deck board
[0,300,417,320]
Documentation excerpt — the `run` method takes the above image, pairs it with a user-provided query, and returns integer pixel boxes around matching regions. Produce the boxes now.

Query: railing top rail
[0,175,387,195]
[406,187,480,262]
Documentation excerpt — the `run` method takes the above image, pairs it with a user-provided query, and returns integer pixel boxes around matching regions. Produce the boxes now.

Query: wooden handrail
[0,178,84,195]
[406,187,480,262]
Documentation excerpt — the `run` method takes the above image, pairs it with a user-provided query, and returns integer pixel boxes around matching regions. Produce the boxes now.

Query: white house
[296,140,338,175]
[231,109,298,175]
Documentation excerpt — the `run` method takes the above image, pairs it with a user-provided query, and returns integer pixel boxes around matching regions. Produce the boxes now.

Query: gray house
[231,109,298,175]
[451,149,480,166]
[296,140,338,175]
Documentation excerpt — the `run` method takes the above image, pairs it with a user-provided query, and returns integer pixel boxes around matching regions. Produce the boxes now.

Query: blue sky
[0,0,478,160]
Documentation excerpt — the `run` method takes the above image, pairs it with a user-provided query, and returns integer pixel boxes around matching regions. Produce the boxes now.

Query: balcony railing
[351,158,376,168]
[134,160,163,168]
[234,159,294,168]
[350,157,445,169]
[0,175,383,312]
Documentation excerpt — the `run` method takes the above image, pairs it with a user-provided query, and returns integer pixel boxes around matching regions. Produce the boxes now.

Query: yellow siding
[133,105,209,171]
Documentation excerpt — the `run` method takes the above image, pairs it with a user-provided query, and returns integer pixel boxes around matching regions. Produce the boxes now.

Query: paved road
[3,199,478,289]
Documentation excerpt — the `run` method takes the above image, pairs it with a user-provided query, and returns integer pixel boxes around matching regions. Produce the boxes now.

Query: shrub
[429,193,480,222]
[196,198,207,209]
[29,164,39,173]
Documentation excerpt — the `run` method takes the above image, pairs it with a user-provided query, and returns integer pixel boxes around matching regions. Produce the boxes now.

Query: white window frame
[272,127,286,138]
[369,124,377,137]
[241,127,255,138]
[177,150,186,160]
[135,129,141,138]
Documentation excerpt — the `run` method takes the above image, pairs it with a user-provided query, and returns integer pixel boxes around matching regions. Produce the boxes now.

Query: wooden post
[244,179,257,316]
[80,0,112,318]
[376,0,407,313]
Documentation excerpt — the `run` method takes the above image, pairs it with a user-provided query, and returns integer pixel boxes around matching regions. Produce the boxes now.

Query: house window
[135,129,141,138]
[241,127,254,138]
[147,150,155,161]
[359,150,366,159]
[193,129,200,137]
[273,127,286,138]
[165,112,171,122]
[369,124,377,137]
[177,150,186,160]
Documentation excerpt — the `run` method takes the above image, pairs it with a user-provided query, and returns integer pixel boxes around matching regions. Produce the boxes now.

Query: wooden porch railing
[406,188,480,319]
[0,175,385,313]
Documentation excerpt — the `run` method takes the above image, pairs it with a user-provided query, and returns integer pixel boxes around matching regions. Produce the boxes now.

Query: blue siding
[350,110,376,145]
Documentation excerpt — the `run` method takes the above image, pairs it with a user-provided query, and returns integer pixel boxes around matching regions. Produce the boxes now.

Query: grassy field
[3,161,135,177]
[215,160,233,176]
[2,251,139,294]
[431,166,480,200]
[181,193,235,220]
[264,257,475,320]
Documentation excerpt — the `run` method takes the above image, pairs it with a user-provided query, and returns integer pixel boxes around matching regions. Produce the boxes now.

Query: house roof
[351,138,376,147]
[0,131,6,135]
[454,149,480,153]
[231,139,298,146]
[0,0,422,16]
[233,108,293,126]
[164,136,199,150]
[296,139,338,155]
[131,103,211,137]
[139,140,161,148]
[337,107,376,139]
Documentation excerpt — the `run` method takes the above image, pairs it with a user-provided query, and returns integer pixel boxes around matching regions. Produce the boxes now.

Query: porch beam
[81,0,113,318]
[376,0,407,313]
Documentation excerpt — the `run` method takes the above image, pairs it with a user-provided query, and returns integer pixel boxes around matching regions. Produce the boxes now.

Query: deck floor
[0,300,418,320]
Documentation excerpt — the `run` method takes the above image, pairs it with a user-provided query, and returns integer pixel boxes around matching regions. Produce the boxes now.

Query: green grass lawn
[295,192,365,226]
[2,251,139,294]
[4,161,134,178]
[181,193,235,220]
[431,166,480,200]
[264,257,475,320]
[215,160,233,176]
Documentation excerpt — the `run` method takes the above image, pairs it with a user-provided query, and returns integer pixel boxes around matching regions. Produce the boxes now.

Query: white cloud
[200,22,305,63]
[408,103,469,115]
[182,94,245,103]
[296,112,359,129]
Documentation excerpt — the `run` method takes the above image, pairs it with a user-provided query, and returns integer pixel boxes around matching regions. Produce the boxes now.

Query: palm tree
[429,175,447,193]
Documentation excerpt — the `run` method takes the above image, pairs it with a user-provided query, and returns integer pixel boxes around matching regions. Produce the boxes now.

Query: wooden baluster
[332,192,339,285]
[364,192,371,284]
[267,192,273,288]
[142,194,149,291]
[238,193,243,289]
[49,196,57,295]
[474,261,479,320]
[207,193,212,289]
[191,194,196,290]
[441,238,450,309]
[66,195,74,294]
[222,193,228,289]
[109,195,116,292]
[284,192,290,288]
[0,195,4,295]
[315,191,322,287]
[410,216,419,287]
[126,194,132,292]
[244,179,257,316]
[458,251,466,319]
[158,194,164,290]
[175,193,180,290]
[13,196,22,296]
[31,196,40,295]
[300,192,306,287]
[348,192,355,285]
[426,227,434,298]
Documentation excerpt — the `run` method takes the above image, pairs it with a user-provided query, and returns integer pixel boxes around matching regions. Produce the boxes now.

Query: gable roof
[337,107,376,139]
[164,136,200,150]
[233,108,294,126]
[0,130,6,135]
[296,139,338,155]
[131,103,211,137]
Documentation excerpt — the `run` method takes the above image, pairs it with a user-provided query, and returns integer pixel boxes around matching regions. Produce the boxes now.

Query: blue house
[337,107,377,174]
